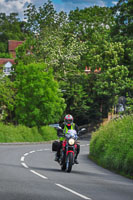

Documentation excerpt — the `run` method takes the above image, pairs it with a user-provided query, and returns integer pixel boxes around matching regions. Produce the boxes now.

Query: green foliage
[0,52,12,58]
[126,96,133,114]
[0,75,15,121]
[0,13,27,53]
[15,38,35,65]
[24,0,58,33]
[16,28,86,73]
[0,122,57,142]
[93,65,130,113]
[112,0,133,79]
[68,6,114,41]
[86,41,125,70]
[112,0,133,39]
[39,126,57,141]
[59,73,91,124]
[0,1,132,126]
[0,42,7,53]
[18,2,132,124]
[90,115,133,178]
[124,38,133,79]
[14,62,66,127]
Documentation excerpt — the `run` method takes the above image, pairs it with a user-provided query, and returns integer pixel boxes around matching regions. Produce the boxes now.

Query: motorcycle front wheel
[61,162,66,171]
[61,156,66,171]
[66,152,73,173]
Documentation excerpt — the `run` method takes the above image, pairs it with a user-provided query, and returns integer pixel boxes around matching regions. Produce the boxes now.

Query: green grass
[0,123,58,143]
[90,115,133,179]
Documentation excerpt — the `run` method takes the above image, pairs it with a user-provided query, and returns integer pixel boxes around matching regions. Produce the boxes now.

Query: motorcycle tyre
[61,162,66,171]
[61,156,66,171]
[66,152,73,173]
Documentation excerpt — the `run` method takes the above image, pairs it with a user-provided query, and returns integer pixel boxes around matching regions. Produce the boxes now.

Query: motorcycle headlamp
[68,138,75,145]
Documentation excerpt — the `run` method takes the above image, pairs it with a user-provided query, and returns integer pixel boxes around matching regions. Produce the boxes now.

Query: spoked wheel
[66,152,73,173]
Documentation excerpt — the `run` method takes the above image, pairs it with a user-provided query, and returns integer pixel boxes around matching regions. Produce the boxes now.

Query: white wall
[3,61,13,75]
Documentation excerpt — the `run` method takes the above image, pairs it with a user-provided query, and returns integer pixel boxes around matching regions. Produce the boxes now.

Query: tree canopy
[14,63,66,127]
[0,0,132,126]
[0,13,27,53]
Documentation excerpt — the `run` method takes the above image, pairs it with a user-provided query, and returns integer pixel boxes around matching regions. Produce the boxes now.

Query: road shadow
[29,165,110,179]
[0,162,23,168]
[30,166,63,173]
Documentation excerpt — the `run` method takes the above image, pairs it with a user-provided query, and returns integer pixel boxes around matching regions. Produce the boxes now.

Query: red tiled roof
[8,40,23,51]
[0,58,15,65]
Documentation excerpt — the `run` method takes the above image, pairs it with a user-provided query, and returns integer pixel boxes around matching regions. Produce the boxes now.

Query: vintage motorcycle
[52,127,85,173]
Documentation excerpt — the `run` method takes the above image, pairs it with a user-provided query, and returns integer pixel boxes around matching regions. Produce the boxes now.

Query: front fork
[66,145,75,166]
[60,144,77,167]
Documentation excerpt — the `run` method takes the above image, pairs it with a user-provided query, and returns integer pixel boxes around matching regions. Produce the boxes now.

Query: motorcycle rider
[55,114,80,164]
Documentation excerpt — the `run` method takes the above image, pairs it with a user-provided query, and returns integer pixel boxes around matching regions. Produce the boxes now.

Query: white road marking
[20,145,91,199]
[29,150,35,154]
[21,156,25,162]
[37,149,43,152]
[55,183,92,200]
[21,162,29,168]
[30,170,48,179]
[24,153,29,156]
[81,144,89,147]
[44,148,50,151]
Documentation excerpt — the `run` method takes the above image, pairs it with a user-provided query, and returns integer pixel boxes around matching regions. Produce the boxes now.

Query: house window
[3,67,11,73]
[3,61,13,75]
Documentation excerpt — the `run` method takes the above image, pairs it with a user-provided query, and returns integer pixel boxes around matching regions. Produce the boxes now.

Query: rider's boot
[74,158,79,164]
[55,153,60,162]
[74,154,79,164]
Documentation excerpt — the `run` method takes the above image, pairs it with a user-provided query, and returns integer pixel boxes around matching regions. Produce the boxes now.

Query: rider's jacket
[59,123,78,141]
[63,123,75,134]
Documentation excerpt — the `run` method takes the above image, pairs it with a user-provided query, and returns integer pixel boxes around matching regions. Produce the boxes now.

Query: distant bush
[0,53,12,58]
[90,115,133,178]
[39,126,58,141]
[0,123,57,143]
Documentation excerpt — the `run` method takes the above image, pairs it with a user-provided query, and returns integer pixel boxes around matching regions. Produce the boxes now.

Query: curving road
[0,139,133,200]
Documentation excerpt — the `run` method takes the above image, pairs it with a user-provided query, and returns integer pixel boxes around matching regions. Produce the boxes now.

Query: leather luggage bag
[52,141,59,151]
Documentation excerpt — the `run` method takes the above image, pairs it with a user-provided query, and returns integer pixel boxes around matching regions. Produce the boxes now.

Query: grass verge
[0,123,58,143]
[89,115,133,179]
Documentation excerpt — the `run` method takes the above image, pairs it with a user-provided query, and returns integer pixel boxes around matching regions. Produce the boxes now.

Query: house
[0,40,24,75]
[8,40,23,58]
[0,58,15,76]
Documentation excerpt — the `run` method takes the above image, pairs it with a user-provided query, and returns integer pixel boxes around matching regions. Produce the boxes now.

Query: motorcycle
[52,127,86,173]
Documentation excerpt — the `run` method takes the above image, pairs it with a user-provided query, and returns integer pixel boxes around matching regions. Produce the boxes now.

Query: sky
[0,0,119,20]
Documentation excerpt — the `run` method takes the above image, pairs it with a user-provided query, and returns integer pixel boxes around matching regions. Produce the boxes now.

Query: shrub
[90,115,133,178]
[0,123,57,143]
[39,126,58,141]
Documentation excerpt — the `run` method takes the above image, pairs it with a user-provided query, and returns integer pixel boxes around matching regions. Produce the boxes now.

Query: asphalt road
[0,139,133,200]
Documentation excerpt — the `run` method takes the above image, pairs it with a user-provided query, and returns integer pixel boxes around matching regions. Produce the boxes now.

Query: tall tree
[112,0,133,78]
[14,63,66,127]
[112,0,133,39]
[16,2,133,124]
[0,13,27,53]
[68,6,115,41]
[0,74,15,122]
[24,0,58,34]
